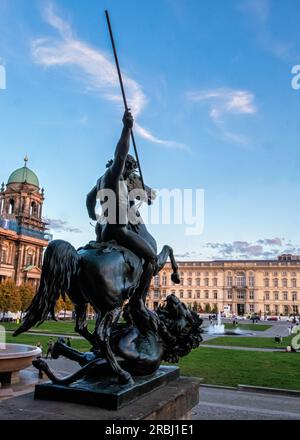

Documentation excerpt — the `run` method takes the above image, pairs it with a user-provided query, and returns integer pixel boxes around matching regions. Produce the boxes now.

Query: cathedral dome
[7,157,39,188]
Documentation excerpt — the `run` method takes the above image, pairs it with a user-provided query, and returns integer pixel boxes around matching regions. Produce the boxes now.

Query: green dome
[7,166,39,188]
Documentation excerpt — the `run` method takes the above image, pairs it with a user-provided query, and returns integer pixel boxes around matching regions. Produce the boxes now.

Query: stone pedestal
[0,376,201,420]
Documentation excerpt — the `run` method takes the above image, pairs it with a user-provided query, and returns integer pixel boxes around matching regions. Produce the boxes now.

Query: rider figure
[94,110,158,269]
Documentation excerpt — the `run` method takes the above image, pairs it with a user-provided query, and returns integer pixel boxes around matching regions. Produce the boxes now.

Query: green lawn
[5,333,90,353]
[224,323,272,331]
[173,347,300,390]
[1,320,96,335]
[203,336,292,349]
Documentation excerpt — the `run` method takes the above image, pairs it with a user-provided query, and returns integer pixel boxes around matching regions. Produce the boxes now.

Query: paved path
[192,386,300,420]
[6,330,83,339]
[14,358,300,420]
[200,344,283,352]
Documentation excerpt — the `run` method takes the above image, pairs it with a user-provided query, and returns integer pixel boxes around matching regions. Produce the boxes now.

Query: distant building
[0,157,51,287]
[148,255,300,316]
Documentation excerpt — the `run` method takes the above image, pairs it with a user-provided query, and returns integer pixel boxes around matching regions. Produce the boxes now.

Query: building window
[196,272,200,276]
[282,278,288,288]
[293,305,299,314]
[26,251,34,267]
[283,292,288,301]
[264,278,269,288]
[274,292,279,301]
[274,305,279,315]
[196,290,200,299]
[236,274,246,287]
[196,278,200,286]
[249,290,255,300]
[284,305,289,316]
[179,290,184,299]
[204,271,209,276]
[292,292,298,301]
[188,278,192,286]
[153,290,159,298]
[265,304,270,313]
[249,276,255,287]
[237,290,245,300]
[227,290,232,300]
[282,272,287,276]
[188,272,192,276]
[162,273,167,287]
[227,276,232,287]
[204,278,209,287]
[0,248,7,264]
[213,291,218,300]
[292,279,297,288]
[188,290,192,299]
[249,304,254,313]
[154,275,160,288]
[8,199,14,215]
[273,271,278,276]
[264,272,269,276]
[205,290,209,299]
[264,292,270,301]
[213,278,218,287]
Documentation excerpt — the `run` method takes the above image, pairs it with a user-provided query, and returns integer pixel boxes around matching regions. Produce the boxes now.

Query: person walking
[66,338,72,347]
[45,338,54,359]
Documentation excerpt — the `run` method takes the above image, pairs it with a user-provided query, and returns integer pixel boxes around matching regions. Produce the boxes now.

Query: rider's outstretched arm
[111,110,133,179]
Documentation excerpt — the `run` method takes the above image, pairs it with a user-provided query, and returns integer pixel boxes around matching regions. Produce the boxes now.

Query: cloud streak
[44,217,82,233]
[205,237,298,260]
[32,4,185,150]
[188,88,256,145]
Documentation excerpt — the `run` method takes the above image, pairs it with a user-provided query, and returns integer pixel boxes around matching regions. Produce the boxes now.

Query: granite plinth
[35,365,179,410]
[0,376,200,420]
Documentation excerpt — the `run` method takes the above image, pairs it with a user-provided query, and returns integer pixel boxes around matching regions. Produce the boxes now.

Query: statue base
[34,365,179,410]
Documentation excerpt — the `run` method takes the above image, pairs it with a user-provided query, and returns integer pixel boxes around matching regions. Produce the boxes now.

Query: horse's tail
[14,240,80,336]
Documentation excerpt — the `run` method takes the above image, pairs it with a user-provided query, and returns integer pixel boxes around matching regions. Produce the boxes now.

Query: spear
[105,10,145,191]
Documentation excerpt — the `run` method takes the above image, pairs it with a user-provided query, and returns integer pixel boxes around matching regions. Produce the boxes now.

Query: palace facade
[0,158,51,287]
[147,254,300,316]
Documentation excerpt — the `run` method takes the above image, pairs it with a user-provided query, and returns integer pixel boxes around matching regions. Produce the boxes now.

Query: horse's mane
[156,294,203,363]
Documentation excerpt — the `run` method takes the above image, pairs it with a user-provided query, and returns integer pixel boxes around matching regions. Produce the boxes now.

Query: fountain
[0,343,41,387]
[207,311,225,334]
[205,312,254,335]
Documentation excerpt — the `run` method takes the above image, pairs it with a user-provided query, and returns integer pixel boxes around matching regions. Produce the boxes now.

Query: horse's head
[156,294,203,363]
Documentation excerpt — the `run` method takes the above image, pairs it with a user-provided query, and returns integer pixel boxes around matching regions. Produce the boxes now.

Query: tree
[211,304,218,314]
[204,303,211,313]
[192,301,198,312]
[0,280,21,318]
[55,295,73,319]
[18,283,35,314]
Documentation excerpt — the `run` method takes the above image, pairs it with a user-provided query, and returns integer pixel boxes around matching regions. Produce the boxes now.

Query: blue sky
[1,0,300,260]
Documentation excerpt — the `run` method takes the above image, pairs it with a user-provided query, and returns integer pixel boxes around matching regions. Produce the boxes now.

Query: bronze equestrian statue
[14,111,202,386]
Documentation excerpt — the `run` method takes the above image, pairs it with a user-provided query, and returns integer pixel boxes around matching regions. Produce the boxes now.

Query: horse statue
[31,294,203,385]
[14,238,181,384]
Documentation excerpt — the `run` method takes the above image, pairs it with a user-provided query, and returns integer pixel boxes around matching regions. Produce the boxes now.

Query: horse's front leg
[156,245,180,284]
[96,308,134,385]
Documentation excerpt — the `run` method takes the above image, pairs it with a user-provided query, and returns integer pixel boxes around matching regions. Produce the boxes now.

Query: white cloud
[188,88,256,122]
[32,4,182,149]
[188,88,256,145]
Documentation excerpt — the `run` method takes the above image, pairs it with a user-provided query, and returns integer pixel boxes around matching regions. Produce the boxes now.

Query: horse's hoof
[119,371,134,385]
[171,272,181,284]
